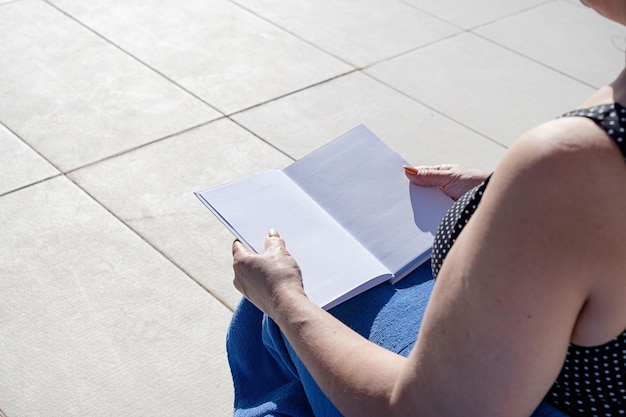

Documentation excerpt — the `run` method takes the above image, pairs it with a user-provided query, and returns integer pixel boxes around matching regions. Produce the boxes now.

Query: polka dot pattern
[430,102,626,416]
[547,336,626,416]
[549,102,626,416]
[431,177,490,278]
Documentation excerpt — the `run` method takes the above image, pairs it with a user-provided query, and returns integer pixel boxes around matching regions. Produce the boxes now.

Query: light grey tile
[232,0,459,68]
[69,119,293,310]
[234,71,506,171]
[476,1,624,89]
[0,123,59,195]
[0,0,217,172]
[400,0,549,29]
[366,33,596,147]
[50,0,351,114]
[0,177,233,417]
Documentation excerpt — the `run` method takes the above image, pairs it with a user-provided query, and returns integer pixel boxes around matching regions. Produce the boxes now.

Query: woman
[228,1,626,416]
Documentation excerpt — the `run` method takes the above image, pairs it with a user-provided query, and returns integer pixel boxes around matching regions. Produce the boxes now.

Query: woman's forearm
[270,289,408,417]
[232,236,414,416]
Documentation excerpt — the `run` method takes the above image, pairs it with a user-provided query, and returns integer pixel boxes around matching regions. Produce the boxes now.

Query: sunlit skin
[231,2,626,416]
[580,0,626,24]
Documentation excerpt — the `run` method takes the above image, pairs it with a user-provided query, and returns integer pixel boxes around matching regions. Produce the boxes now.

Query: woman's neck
[611,67,626,104]
[580,66,626,107]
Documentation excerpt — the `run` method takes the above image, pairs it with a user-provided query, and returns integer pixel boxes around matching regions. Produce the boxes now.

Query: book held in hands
[195,125,453,310]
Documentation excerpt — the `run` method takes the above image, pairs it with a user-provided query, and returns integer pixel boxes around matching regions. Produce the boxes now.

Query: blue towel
[227,261,568,417]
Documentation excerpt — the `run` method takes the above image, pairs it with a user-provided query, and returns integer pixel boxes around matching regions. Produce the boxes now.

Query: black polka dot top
[431,177,490,278]
[430,103,626,417]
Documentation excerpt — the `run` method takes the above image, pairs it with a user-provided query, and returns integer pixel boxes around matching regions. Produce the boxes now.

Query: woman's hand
[404,164,489,200]
[232,229,306,317]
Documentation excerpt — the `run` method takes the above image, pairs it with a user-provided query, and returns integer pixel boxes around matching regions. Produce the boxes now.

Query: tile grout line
[226,0,357,68]
[0,117,220,196]
[226,0,516,73]
[0,120,63,172]
[395,0,470,30]
[226,69,359,118]
[358,1,602,144]
[469,30,601,90]
[227,0,473,69]
[67,66,355,175]
[359,70,510,151]
[64,173,238,313]
[2,158,238,313]
[395,0,558,32]
[59,116,241,312]
[0,120,237,311]
[462,0,559,31]
[39,0,513,167]
[228,118,296,163]
[39,0,359,167]
[43,0,356,119]
[465,0,602,89]
[225,69,361,163]
[0,173,64,198]
[357,0,571,71]
[359,31,466,70]
[392,0,604,87]
[42,0,225,116]
[0,120,67,198]
[63,118,223,175]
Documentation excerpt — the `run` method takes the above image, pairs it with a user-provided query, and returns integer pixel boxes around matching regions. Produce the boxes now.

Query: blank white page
[285,125,453,281]
[196,170,391,309]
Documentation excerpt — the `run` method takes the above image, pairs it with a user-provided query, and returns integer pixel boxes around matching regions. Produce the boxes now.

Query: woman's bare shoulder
[479,115,626,343]
[487,115,626,261]
[503,116,622,173]
[486,116,626,233]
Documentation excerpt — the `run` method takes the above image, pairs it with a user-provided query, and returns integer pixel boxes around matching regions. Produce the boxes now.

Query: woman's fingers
[232,239,250,257]
[233,229,285,258]
[404,164,489,200]
[404,165,455,187]
[231,229,305,316]
[265,228,286,253]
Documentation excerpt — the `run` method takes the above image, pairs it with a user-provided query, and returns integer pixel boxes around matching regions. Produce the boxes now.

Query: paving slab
[0,0,216,172]
[476,1,624,89]
[366,33,596,147]
[1,0,620,416]
[232,0,459,68]
[0,177,233,417]
[70,119,293,310]
[233,71,506,171]
[400,0,549,29]
[0,123,59,196]
[49,0,352,114]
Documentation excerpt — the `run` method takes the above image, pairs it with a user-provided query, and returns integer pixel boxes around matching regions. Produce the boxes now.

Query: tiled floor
[0,0,622,416]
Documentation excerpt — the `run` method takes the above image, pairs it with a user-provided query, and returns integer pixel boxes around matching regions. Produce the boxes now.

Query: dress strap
[559,103,626,159]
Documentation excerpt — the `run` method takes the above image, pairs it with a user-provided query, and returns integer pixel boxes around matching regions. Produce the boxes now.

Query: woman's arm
[232,118,626,416]
[233,236,408,415]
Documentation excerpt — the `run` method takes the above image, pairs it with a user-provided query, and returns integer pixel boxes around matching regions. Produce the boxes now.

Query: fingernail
[268,228,280,237]
[403,165,418,175]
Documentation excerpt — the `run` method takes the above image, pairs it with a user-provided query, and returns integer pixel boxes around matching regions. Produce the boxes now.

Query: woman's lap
[227,261,568,417]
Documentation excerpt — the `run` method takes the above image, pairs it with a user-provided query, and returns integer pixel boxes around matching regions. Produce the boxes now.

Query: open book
[195,125,453,310]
